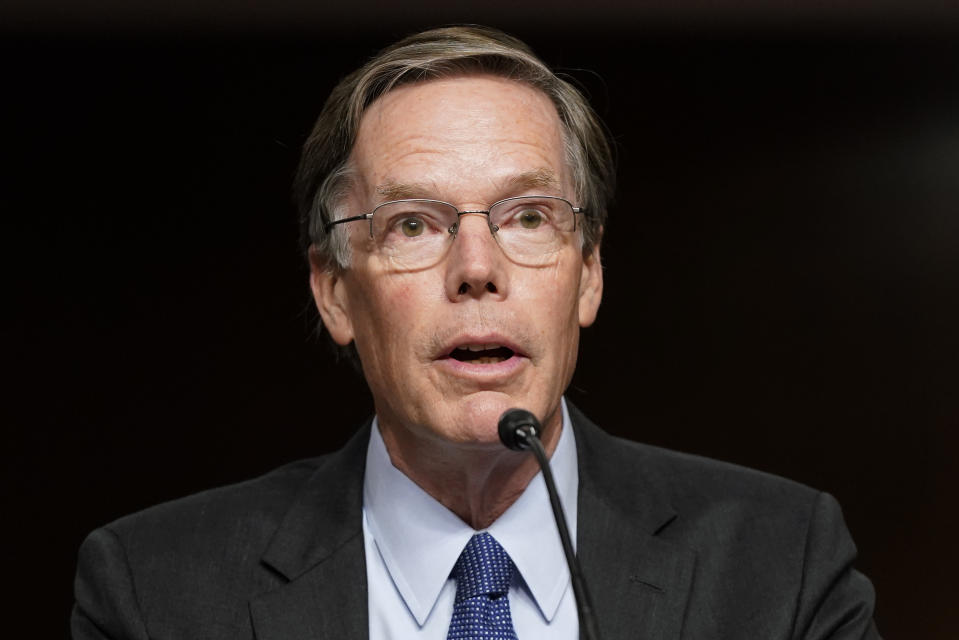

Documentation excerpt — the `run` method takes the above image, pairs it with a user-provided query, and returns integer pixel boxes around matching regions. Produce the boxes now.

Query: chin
[441,391,540,445]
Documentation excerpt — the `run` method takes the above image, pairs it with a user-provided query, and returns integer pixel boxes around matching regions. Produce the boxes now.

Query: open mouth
[449,344,516,364]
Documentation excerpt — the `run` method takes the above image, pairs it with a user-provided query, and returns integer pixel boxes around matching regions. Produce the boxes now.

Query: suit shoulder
[570,403,819,512]
[621,437,819,505]
[573,411,823,530]
[621,440,819,500]
[74,424,371,639]
[602,436,876,637]
[100,455,328,546]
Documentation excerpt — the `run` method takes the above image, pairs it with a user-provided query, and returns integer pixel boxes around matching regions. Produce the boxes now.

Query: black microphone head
[498,408,541,451]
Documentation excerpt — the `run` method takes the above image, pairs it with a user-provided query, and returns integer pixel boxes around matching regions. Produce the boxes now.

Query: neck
[378,411,563,530]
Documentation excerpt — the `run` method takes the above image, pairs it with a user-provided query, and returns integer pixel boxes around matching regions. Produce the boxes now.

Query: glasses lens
[370,200,458,268]
[489,196,577,265]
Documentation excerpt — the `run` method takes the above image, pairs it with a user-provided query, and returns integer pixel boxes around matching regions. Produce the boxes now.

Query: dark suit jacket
[72,405,879,639]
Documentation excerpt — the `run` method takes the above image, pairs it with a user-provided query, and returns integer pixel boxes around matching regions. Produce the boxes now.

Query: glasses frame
[324,195,587,238]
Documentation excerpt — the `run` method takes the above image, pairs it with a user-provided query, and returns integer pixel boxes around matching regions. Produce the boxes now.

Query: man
[72,26,879,639]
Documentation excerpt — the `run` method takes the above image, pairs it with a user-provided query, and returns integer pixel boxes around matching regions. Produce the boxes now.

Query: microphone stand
[498,409,602,640]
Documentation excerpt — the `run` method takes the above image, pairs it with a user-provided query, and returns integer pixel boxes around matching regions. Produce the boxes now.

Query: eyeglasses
[325,195,587,269]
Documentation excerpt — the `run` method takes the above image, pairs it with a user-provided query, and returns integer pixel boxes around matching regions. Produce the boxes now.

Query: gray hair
[294,25,616,270]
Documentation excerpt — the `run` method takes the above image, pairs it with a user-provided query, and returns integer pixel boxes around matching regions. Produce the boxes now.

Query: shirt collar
[362,398,578,626]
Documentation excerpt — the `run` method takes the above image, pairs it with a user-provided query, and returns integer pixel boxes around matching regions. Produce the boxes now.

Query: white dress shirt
[363,398,580,639]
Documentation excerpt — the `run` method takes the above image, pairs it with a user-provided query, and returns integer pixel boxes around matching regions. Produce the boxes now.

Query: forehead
[350,74,570,202]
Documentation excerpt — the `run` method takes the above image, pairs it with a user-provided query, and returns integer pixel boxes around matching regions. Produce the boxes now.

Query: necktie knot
[448,533,518,639]
[451,532,514,601]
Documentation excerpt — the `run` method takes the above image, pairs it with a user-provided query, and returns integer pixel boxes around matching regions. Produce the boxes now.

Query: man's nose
[444,212,506,299]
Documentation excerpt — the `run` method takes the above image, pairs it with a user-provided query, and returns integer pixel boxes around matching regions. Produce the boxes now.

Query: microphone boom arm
[498,409,602,640]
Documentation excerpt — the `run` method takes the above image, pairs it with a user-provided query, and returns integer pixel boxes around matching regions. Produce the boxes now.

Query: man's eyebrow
[505,168,562,193]
[375,181,434,201]
[373,169,563,203]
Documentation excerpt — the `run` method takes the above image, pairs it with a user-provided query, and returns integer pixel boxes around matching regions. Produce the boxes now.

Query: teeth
[461,344,502,352]
[448,344,513,364]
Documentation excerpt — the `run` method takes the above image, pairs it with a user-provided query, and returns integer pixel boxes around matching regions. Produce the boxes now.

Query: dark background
[4,3,958,637]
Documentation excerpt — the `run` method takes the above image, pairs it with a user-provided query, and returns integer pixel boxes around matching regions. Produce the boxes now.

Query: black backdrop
[4,15,959,639]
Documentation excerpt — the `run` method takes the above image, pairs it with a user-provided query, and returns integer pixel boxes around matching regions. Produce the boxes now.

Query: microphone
[497,408,542,451]
[497,409,602,640]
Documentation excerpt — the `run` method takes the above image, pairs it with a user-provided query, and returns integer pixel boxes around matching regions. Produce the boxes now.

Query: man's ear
[578,236,603,328]
[308,246,355,346]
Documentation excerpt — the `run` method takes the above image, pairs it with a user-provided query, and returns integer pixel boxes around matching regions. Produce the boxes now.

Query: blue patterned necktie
[447,532,520,640]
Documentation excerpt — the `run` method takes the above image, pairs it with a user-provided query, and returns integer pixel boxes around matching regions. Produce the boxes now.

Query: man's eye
[400,217,425,237]
[518,209,545,229]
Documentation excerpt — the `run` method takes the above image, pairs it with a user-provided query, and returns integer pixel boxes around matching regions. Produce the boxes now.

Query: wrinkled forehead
[348,74,573,204]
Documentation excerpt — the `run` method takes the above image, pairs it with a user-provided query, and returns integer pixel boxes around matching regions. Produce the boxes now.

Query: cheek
[546,260,584,311]
[523,262,582,334]
[352,276,425,352]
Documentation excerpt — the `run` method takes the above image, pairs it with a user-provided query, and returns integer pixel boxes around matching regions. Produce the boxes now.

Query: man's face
[312,74,602,449]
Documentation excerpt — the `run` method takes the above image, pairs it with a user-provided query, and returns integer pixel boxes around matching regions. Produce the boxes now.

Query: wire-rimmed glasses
[324,195,587,269]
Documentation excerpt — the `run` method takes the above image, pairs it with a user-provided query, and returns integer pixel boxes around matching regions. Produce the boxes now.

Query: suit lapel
[250,423,372,640]
[571,405,696,640]
[247,409,694,639]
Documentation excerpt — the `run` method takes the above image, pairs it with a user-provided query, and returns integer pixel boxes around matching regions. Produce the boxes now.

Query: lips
[438,336,527,366]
